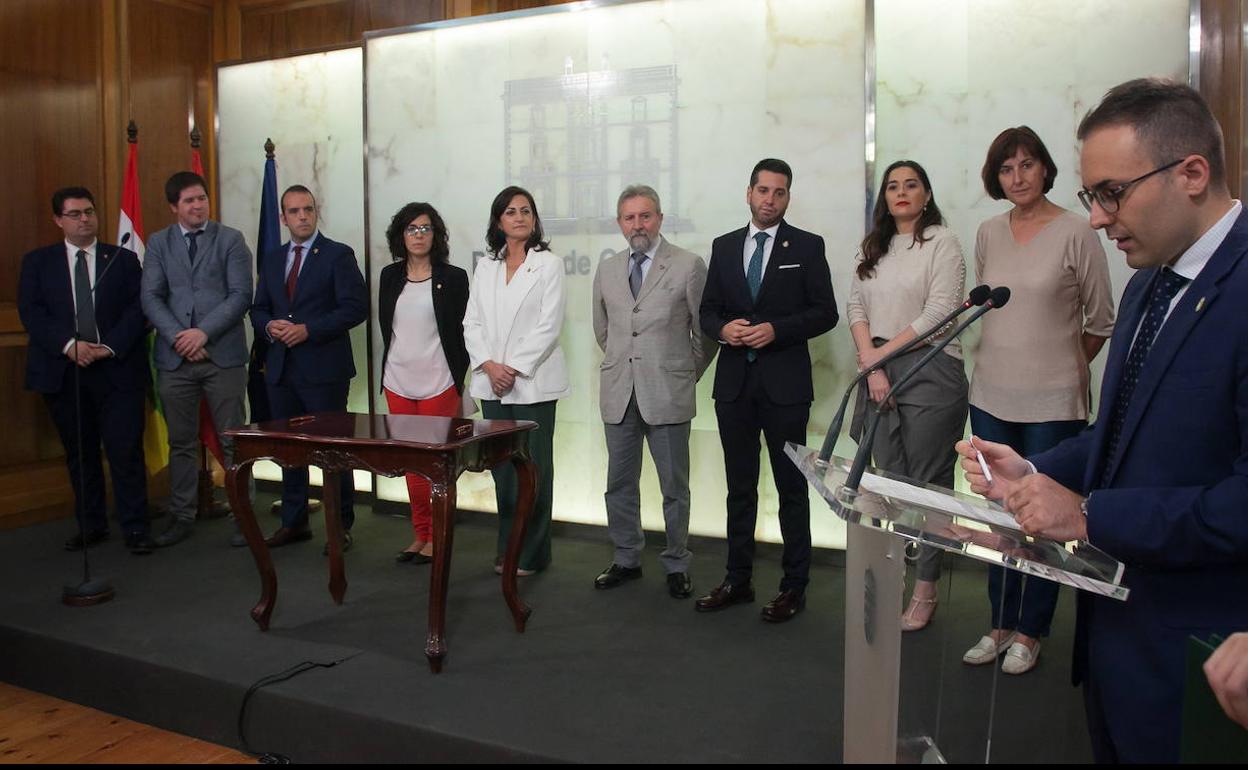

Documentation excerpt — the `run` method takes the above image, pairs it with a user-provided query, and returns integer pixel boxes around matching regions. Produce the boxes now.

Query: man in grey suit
[591,185,715,599]
[141,171,253,548]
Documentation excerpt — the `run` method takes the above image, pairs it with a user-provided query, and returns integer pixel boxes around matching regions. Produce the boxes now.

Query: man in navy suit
[251,185,367,552]
[960,79,1248,762]
[142,171,253,548]
[696,159,838,622]
[18,187,154,554]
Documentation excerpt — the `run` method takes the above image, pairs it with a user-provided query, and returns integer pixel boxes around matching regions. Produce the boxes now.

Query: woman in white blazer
[463,186,568,575]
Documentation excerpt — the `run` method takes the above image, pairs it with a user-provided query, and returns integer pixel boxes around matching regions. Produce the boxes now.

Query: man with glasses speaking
[957,79,1248,762]
[18,188,154,554]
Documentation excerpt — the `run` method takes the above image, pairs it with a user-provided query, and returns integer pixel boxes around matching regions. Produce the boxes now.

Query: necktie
[186,229,202,262]
[1100,267,1189,486]
[286,244,303,301]
[745,232,768,362]
[629,252,648,299]
[74,249,98,343]
[747,231,768,301]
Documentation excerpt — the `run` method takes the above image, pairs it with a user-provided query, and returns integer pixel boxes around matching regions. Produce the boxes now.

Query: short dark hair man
[696,158,838,621]
[141,171,253,548]
[251,185,367,552]
[18,187,154,554]
[959,79,1248,762]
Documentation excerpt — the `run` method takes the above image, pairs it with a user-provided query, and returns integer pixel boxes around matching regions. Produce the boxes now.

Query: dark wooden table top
[228,413,537,451]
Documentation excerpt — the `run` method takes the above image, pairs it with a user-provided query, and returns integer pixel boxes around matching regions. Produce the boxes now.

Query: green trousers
[481,399,557,572]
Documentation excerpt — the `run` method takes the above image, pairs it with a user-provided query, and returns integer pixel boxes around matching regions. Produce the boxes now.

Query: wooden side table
[223,412,538,672]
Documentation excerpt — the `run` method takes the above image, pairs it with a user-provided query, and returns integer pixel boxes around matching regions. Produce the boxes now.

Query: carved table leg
[322,469,347,605]
[227,459,276,630]
[425,471,456,673]
[502,450,537,632]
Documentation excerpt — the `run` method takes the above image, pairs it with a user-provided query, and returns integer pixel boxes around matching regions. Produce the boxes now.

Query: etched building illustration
[503,62,691,234]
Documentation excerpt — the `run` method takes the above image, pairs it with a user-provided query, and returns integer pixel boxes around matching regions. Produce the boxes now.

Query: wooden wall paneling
[127,0,215,235]
[0,0,109,526]
[1201,0,1245,199]
[236,0,442,60]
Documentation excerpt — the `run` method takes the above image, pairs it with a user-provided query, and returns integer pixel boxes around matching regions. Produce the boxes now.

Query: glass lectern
[785,443,1128,763]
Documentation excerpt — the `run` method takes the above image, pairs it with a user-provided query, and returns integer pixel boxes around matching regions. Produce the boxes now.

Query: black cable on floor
[237,653,360,763]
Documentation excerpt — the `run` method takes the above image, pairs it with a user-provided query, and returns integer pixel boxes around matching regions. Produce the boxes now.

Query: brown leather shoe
[760,589,806,623]
[265,526,313,548]
[694,581,754,612]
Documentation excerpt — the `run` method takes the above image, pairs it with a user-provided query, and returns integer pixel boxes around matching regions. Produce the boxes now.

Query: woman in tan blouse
[964,126,1115,675]
[847,159,969,632]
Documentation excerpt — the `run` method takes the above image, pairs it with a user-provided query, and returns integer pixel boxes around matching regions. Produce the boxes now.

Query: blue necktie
[747,231,767,301]
[186,230,203,262]
[1100,267,1189,486]
[629,252,648,299]
[746,231,768,362]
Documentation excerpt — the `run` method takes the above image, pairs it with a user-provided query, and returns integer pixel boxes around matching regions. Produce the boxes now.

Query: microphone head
[988,286,1011,308]
[119,232,131,246]
[968,284,991,306]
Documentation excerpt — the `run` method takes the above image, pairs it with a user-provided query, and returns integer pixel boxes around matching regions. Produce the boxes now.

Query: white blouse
[382,278,454,400]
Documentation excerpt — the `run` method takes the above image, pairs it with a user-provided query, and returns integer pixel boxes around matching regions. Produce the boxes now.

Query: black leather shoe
[154,519,194,548]
[760,589,806,623]
[265,525,312,548]
[694,581,755,612]
[125,533,157,555]
[595,563,642,590]
[323,530,353,556]
[64,530,109,551]
[666,572,693,599]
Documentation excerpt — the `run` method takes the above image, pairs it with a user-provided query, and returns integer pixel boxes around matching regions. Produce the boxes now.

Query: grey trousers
[603,396,692,573]
[852,346,968,582]
[158,360,247,522]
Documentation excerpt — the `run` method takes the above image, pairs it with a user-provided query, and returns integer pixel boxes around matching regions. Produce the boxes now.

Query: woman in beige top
[847,159,969,632]
[963,126,1115,675]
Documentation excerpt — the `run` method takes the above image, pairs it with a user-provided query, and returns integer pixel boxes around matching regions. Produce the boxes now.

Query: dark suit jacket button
[632,332,638,337]
[633,308,639,313]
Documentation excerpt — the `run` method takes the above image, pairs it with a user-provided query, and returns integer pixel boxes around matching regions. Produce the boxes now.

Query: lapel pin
[782,240,789,248]
[436,283,442,289]
[1196,297,1206,312]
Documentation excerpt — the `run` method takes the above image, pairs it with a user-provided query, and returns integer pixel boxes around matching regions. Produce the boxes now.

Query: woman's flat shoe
[1001,640,1041,674]
[395,550,417,563]
[962,632,1019,665]
[411,551,432,565]
[901,595,938,632]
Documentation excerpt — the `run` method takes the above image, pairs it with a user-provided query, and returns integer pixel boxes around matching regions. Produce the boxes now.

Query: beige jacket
[592,237,715,425]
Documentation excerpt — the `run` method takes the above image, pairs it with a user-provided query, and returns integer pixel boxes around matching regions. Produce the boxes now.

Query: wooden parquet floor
[0,682,252,764]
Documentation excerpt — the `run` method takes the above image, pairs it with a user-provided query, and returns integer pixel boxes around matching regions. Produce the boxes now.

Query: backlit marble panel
[366,0,867,549]
[218,48,369,489]
[876,0,1189,451]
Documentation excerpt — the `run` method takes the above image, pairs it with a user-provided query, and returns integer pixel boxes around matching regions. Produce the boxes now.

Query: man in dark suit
[18,187,154,554]
[697,158,838,622]
[959,79,1248,762]
[251,185,367,552]
[141,171,253,548]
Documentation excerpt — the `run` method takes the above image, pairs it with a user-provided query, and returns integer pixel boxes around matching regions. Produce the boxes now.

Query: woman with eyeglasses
[379,202,470,564]
[463,186,568,576]
[847,159,969,632]
[963,126,1115,674]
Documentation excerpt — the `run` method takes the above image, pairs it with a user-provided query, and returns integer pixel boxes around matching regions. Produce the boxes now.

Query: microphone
[88,231,131,300]
[63,230,132,606]
[843,286,1011,490]
[816,285,992,463]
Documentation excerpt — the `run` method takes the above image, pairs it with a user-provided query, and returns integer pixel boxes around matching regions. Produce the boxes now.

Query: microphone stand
[844,288,1011,491]
[63,237,127,605]
[816,285,991,463]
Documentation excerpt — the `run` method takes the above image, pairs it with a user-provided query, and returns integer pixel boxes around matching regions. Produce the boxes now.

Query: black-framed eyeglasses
[1077,158,1184,214]
[404,225,433,236]
[60,208,96,221]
